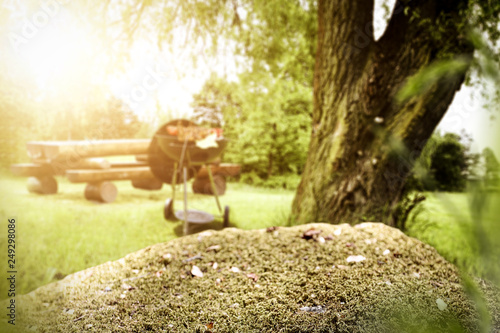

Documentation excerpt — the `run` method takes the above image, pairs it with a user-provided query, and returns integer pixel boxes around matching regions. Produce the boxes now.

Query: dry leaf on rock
[197,231,213,242]
[246,273,259,282]
[299,305,326,313]
[206,245,221,252]
[183,255,203,263]
[436,298,447,311]
[121,283,135,291]
[431,281,444,288]
[346,255,366,263]
[302,228,322,240]
[191,265,203,278]
[266,226,279,232]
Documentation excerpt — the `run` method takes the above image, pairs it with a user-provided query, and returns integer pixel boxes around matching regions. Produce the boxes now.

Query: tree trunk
[292,0,472,226]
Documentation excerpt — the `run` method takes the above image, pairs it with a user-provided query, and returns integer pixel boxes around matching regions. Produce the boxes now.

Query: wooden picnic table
[11,139,240,203]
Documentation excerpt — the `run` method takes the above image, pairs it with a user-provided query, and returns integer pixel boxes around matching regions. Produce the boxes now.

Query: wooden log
[11,163,54,177]
[66,167,155,183]
[27,176,58,194]
[110,161,148,168]
[196,163,241,179]
[27,139,150,161]
[16,158,110,176]
[192,174,226,195]
[135,154,148,162]
[84,182,117,203]
[131,178,163,190]
[42,157,111,170]
[74,158,110,169]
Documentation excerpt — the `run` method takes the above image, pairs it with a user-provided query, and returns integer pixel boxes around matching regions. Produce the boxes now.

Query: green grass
[0,174,294,297]
[0,172,498,300]
[407,191,500,282]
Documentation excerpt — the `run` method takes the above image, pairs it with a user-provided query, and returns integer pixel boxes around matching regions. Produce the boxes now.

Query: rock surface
[7,223,500,332]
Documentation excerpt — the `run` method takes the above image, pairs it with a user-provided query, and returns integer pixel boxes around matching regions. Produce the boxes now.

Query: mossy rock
[5,223,500,332]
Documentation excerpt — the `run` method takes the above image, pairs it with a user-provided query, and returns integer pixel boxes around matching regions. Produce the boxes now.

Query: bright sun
[5,5,103,91]
[2,2,232,121]
[21,24,83,86]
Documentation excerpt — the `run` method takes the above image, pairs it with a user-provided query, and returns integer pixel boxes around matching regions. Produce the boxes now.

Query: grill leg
[183,166,188,235]
[171,162,178,197]
[206,164,223,215]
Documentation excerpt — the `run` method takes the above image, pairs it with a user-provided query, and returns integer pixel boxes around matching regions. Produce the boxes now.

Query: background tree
[430,133,468,192]
[0,65,37,166]
[407,132,481,192]
[83,97,143,140]
[191,53,313,182]
[482,147,500,184]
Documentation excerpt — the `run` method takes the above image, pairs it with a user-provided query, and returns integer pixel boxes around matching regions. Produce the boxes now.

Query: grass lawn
[0,172,498,298]
[0,174,294,297]
[406,191,500,281]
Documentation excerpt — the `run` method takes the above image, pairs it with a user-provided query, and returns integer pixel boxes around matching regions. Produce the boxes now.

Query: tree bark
[292,0,472,226]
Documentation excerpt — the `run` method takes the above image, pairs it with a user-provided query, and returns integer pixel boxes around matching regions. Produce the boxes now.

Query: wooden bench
[11,139,240,202]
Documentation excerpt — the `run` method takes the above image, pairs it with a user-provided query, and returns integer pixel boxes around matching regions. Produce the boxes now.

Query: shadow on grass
[172,220,239,236]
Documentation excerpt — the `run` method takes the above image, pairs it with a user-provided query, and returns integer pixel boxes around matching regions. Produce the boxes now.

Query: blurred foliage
[406,132,483,192]
[239,171,302,190]
[0,71,144,167]
[396,57,471,103]
[191,73,312,181]
[186,0,316,181]
[482,147,500,185]
[430,133,469,192]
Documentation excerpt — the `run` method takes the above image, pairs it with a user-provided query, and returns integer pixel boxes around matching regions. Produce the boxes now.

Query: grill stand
[164,137,228,235]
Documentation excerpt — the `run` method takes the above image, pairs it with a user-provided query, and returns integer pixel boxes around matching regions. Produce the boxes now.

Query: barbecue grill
[151,119,229,235]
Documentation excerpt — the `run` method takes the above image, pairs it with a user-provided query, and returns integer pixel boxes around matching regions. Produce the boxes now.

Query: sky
[438,84,500,156]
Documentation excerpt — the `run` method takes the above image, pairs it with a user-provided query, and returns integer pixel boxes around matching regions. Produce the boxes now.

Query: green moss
[5,223,499,332]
